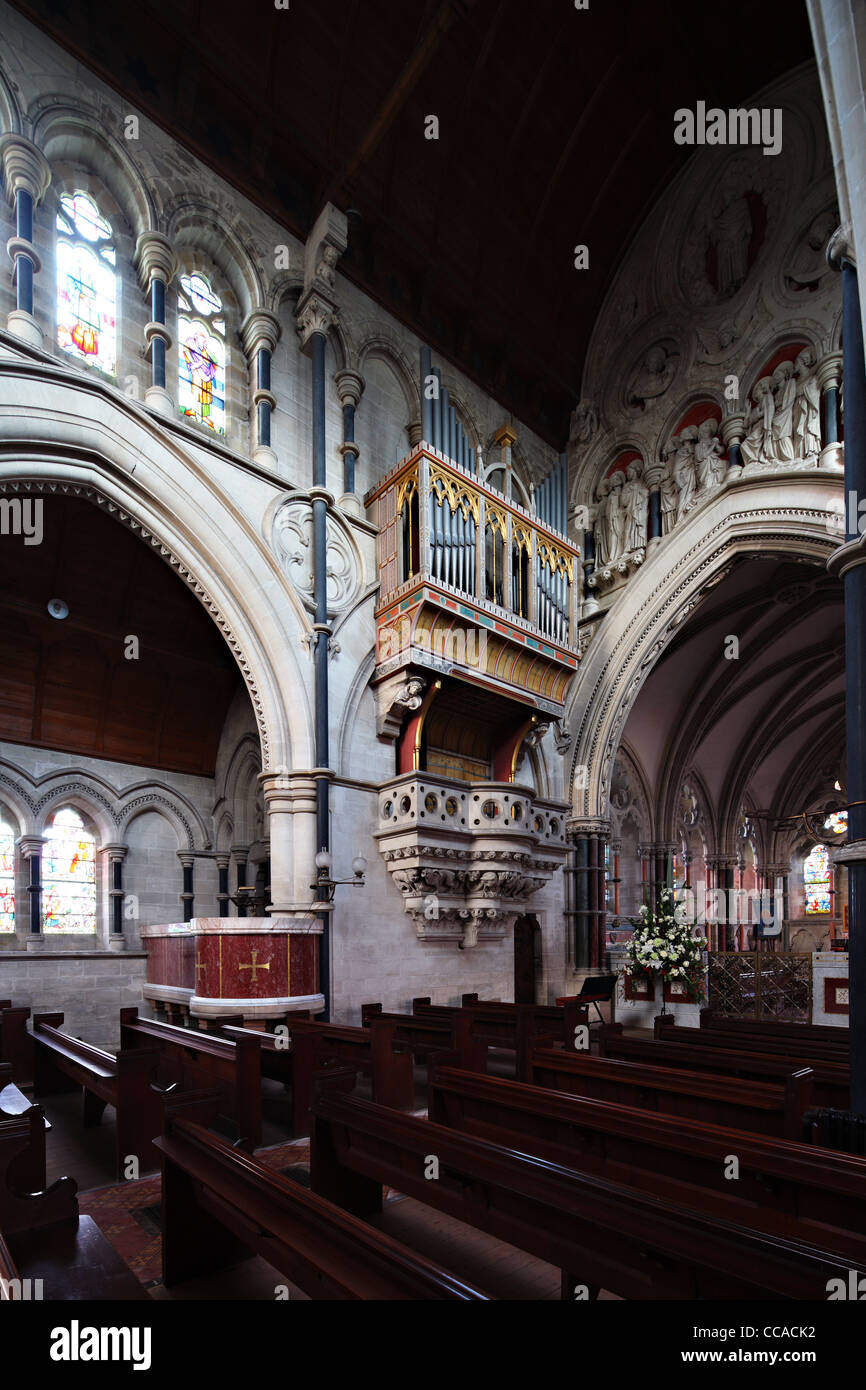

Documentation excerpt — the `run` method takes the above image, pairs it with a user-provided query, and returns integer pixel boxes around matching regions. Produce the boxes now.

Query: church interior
[2,0,866,1330]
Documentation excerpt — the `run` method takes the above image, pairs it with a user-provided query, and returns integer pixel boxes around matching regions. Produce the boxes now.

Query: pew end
[360,1002,384,1027]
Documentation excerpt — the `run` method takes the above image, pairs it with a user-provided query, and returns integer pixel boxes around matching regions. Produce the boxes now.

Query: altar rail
[366,447,580,648]
[707,951,813,1022]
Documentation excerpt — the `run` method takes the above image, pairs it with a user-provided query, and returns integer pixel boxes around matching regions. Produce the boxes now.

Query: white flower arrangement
[625,887,707,1001]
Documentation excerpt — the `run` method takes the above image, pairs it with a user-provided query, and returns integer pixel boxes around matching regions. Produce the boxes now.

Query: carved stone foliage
[377,775,568,948]
[272,496,361,615]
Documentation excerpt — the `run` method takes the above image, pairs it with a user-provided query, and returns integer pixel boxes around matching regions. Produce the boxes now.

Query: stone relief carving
[272,497,361,615]
[627,343,678,409]
[784,208,838,293]
[569,399,599,447]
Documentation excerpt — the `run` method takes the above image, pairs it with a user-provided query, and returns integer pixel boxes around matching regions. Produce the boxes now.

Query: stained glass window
[43,806,97,933]
[803,843,831,914]
[178,273,226,434]
[0,821,15,932]
[824,810,848,835]
[56,192,117,375]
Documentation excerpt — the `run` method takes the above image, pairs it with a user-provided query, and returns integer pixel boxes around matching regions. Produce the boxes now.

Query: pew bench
[310,1071,866,1300]
[154,1112,491,1299]
[699,1012,850,1050]
[598,1030,850,1110]
[426,1059,866,1263]
[222,1017,416,1138]
[1,1062,49,1195]
[528,1044,812,1138]
[0,1005,33,1086]
[119,1008,261,1148]
[32,1013,166,1179]
[658,1014,851,1065]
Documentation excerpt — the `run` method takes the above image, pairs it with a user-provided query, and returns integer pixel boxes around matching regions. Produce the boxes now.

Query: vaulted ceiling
[12,0,815,446]
[0,496,244,775]
[621,555,845,844]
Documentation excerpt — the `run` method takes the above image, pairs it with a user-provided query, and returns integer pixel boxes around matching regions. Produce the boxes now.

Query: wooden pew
[368,999,588,1080]
[0,1114,78,1236]
[427,1059,866,1261]
[222,1017,415,1139]
[310,1071,866,1300]
[598,1030,850,1109]
[528,1044,812,1139]
[1,1062,48,1193]
[32,1013,167,1179]
[0,1005,33,1086]
[659,1014,850,1064]
[154,1111,491,1300]
[119,1008,261,1147]
[699,1012,850,1051]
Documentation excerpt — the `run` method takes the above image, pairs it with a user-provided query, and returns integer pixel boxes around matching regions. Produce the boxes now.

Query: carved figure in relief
[659,451,679,535]
[628,345,677,409]
[673,427,698,520]
[771,361,797,462]
[607,470,627,562]
[569,399,598,446]
[694,418,725,489]
[793,348,822,457]
[785,209,837,292]
[593,477,612,565]
[622,462,649,553]
[710,177,753,297]
[740,377,774,465]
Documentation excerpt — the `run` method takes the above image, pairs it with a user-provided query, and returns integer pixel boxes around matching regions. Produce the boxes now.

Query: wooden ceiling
[12,0,814,446]
[0,496,243,775]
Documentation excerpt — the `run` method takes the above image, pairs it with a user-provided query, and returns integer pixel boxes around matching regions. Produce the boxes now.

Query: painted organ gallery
[1,0,865,1311]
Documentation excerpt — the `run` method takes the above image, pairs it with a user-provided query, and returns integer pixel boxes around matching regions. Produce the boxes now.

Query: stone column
[335,368,364,500]
[232,845,250,917]
[721,412,746,478]
[134,231,177,417]
[178,853,194,924]
[644,462,664,545]
[99,843,128,949]
[568,819,609,972]
[0,135,51,349]
[18,835,46,947]
[828,230,866,1111]
[494,425,517,502]
[216,853,230,918]
[610,838,622,917]
[241,309,280,469]
[817,350,844,469]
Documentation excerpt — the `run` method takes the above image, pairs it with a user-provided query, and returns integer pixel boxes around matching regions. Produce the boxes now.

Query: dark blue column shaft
[218,862,229,918]
[574,834,589,969]
[151,278,166,389]
[649,490,661,539]
[182,863,194,924]
[824,386,840,447]
[729,441,743,471]
[15,189,34,315]
[311,330,331,1020]
[112,859,123,934]
[257,347,272,449]
[28,851,41,934]
[842,263,866,1113]
[236,860,247,918]
[342,401,356,494]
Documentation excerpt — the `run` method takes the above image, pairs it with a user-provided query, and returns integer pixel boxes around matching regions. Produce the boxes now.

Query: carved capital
[0,135,51,206]
[334,368,364,410]
[296,290,338,350]
[827,222,855,271]
[720,413,746,448]
[816,351,843,393]
[134,231,177,292]
[241,308,281,361]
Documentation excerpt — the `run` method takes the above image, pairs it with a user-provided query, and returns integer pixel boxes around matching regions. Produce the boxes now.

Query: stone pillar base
[25,934,49,952]
[253,444,278,471]
[819,442,844,471]
[338,492,362,518]
[7,309,42,349]
[106,934,128,953]
[144,385,174,417]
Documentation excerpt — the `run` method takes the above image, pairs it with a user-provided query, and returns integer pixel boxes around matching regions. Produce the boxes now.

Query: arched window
[56,191,118,376]
[43,807,97,933]
[178,272,226,434]
[803,843,831,914]
[0,819,15,932]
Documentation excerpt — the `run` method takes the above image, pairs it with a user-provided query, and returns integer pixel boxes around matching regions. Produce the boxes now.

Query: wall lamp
[311,848,367,902]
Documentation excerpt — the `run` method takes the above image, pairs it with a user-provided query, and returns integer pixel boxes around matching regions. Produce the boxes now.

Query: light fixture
[47,598,69,620]
[311,848,367,901]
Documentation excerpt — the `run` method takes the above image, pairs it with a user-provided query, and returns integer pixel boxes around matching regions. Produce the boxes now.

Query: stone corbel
[303,202,348,298]
[375,673,427,741]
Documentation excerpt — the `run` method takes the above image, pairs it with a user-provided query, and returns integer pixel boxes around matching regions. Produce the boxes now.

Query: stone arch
[38,788,115,845]
[0,54,23,136]
[166,196,265,322]
[118,782,210,851]
[0,366,313,774]
[31,102,157,238]
[356,332,421,428]
[565,473,843,823]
